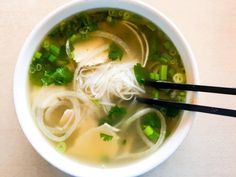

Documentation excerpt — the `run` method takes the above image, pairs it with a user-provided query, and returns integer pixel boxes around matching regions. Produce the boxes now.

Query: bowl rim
[13,0,199,177]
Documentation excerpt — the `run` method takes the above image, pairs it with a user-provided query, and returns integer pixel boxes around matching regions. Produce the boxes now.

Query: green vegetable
[159,56,168,64]
[169,49,177,56]
[173,73,185,83]
[50,44,60,56]
[43,40,50,50]
[56,142,67,153]
[142,112,161,129]
[34,51,42,59]
[152,89,159,99]
[133,63,149,85]
[41,66,73,86]
[100,133,113,141]
[142,125,160,141]
[108,43,124,60]
[147,31,161,61]
[48,54,57,62]
[163,41,174,50]
[36,64,42,71]
[176,95,185,102]
[123,11,131,20]
[143,125,154,136]
[99,105,126,126]
[160,65,168,80]
[150,72,159,80]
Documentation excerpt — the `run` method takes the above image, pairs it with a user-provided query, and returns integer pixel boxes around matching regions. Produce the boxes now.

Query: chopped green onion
[100,133,113,141]
[152,90,159,99]
[173,73,185,83]
[50,44,60,56]
[168,68,176,77]
[48,54,57,62]
[170,59,177,65]
[123,11,131,20]
[36,64,42,71]
[143,125,154,136]
[56,142,67,153]
[146,22,156,31]
[163,41,173,50]
[176,95,185,102]
[160,65,168,80]
[169,49,177,56]
[159,56,168,64]
[133,63,148,85]
[34,51,42,59]
[162,53,172,60]
[142,112,161,129]
[30,66,36,74]
[143,126,160,141]
[43,40,50,50]
[118,11,124,17]
[150,72,159,80]
[41,66,73,86]
[149,131,160,141]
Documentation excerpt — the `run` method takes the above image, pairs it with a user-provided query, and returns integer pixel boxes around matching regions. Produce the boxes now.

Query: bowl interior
[14,0,198,176]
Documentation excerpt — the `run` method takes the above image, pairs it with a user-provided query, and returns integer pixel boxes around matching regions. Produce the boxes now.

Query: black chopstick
[144,80,236,95]
[136,97,236,117]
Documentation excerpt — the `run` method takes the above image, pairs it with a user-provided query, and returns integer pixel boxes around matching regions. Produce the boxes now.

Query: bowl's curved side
[13,0,199,177]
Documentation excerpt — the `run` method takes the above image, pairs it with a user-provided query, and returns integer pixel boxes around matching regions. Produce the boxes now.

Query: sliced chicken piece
[68,123,120,162]
[73,37,109,66]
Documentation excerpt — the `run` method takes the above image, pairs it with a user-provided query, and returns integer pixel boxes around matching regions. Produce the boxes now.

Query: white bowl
[13,0,199,176]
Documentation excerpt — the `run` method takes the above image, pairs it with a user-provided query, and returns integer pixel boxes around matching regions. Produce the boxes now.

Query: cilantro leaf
[98,105,126,126]
[133,63,149,85]
[108,43,124,60]
[100,133,113,141]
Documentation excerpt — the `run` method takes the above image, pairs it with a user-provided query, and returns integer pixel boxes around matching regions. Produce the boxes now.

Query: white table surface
[1,0,236,177]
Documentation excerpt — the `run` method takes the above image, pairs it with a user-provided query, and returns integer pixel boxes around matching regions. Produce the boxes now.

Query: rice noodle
[75,62,145,106]
[117,108,166,159]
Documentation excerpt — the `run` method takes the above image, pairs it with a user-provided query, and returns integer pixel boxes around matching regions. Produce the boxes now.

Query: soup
[29,9,186,166]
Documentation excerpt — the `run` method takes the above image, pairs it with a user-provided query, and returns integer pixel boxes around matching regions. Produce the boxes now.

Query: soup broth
[29,9,186,167]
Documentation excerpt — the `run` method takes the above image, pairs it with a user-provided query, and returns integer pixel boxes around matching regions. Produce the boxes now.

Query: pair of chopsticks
[136,81,236,117]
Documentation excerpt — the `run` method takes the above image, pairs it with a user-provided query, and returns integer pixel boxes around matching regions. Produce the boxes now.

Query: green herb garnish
[41,66,73,86]
[108,43,124,60]
[56,142,67,153]
[133,63,149,85]
[99,105,126,126]
[100,133,113,141]
[142,112,161,129]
